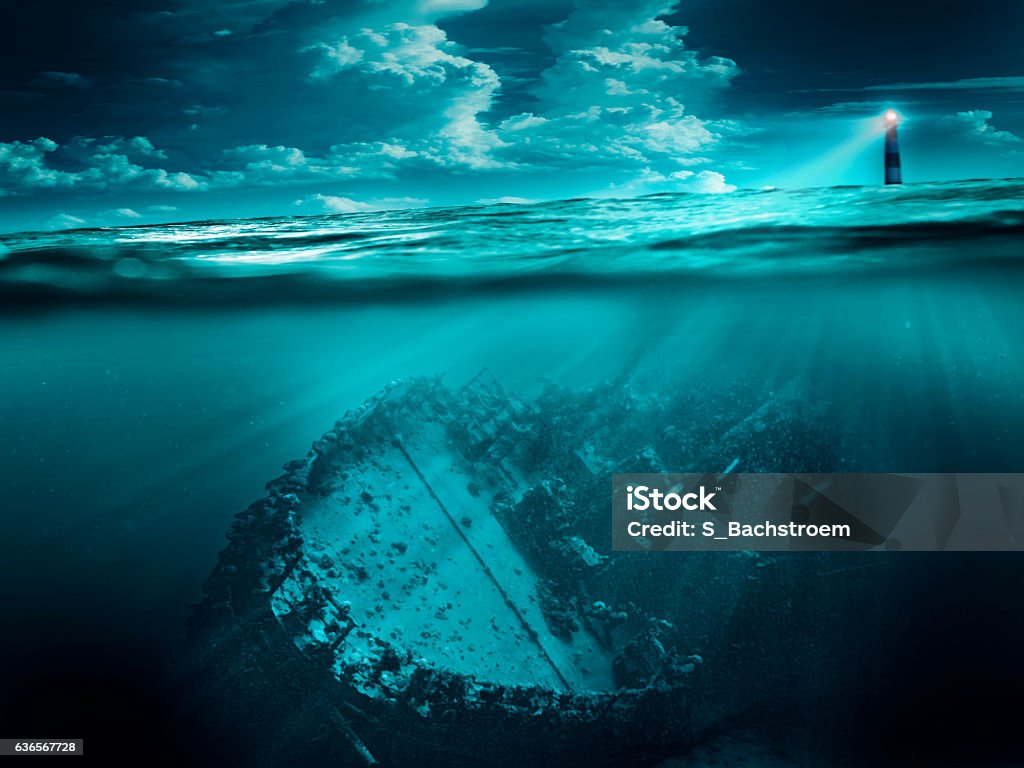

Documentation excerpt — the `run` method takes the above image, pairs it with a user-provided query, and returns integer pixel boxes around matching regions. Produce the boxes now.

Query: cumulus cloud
[500,114,547,132]
[219,143,362,184]
[245,1,742,180]
[0,136,207,194]
[937,110,1021,145]
[216,140,459,184]
[296,194,376,213]
[1,134,429,196]
[2,136,391,195]
[608,166,735,197]
[537,2,736,102]
[305,39,365,80]
[5,0,743,206]
[262,0,740,186]
[0,138,72,190]
[685,169,736,193]
[296,193,431,212]
[379,143,418,160]
[492,1,739,172]
[303,21,504,169]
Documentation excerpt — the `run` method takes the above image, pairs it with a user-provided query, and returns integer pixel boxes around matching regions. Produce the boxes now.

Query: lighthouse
[884,109,902,185]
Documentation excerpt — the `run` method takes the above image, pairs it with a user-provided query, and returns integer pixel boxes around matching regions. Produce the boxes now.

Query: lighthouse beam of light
[779,116,894,189]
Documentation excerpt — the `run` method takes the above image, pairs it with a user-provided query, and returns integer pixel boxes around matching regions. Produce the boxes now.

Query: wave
[2,179,1023,308]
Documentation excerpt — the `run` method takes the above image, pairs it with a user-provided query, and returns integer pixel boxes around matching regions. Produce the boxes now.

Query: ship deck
[291,418,615,691]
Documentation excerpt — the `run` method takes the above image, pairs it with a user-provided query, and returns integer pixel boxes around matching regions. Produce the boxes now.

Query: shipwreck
[183,369,835,766]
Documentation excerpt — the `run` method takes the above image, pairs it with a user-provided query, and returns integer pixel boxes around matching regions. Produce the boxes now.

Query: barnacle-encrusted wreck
[185,370,821,767]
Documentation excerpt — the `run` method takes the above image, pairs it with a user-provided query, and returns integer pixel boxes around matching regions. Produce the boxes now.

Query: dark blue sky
[2,0,1022,231]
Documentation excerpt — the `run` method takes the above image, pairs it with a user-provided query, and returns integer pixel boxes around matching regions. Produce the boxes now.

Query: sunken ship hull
[182,371,798,767]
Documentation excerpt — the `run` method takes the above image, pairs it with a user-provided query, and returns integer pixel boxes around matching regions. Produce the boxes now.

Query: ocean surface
[2,179,1024,765]
[3,179,1024,304]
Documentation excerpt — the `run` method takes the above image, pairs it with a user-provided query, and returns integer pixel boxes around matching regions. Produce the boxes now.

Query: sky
[1,0,1023,231]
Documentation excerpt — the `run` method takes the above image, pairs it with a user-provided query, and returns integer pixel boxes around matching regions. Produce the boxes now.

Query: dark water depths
[2,180,1023,765]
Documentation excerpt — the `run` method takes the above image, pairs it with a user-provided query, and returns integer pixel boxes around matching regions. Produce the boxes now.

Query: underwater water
[2,179,1024,765]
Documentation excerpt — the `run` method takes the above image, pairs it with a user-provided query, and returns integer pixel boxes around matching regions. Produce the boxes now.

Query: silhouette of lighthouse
[884,110,902,185]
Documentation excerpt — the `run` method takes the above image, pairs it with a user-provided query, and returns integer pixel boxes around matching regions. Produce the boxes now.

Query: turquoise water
[2,179,1024,763]
[3,178,1023,299]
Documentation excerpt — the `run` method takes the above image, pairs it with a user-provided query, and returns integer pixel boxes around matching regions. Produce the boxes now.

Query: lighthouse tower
[884,110,902,185]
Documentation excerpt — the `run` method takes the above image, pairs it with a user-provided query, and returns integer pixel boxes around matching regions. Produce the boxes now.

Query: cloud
[296,193,431,212]
[46,213,87,230]
[818,76,1024,93]
[500,114,547,132]
[685,169,736,193]
[296,194,376,213]
[220,143,358,181]
[303,21,504,169]
[535,1,737,105]
[36,71,91,87]
[217,140,451,184]
[379,143,417,160]
[295,2,738,175]
[0,136,208,194]
[0,138,73,190]
[1,134,426,197]
[476,196,537,205]
[492,1,739,170]
[120,136,167,159]
[379,196,429,204]
[4,0,743,207]
[2,136,387,195]
[417,0,488,13]
[127,76,183,88]
[937,110,1022,145]
[607,166,735,197]
[304,39,365,79]
[109,207,142,219]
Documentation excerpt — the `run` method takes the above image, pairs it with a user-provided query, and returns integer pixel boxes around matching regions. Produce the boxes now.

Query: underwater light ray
[44,309,470,566]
